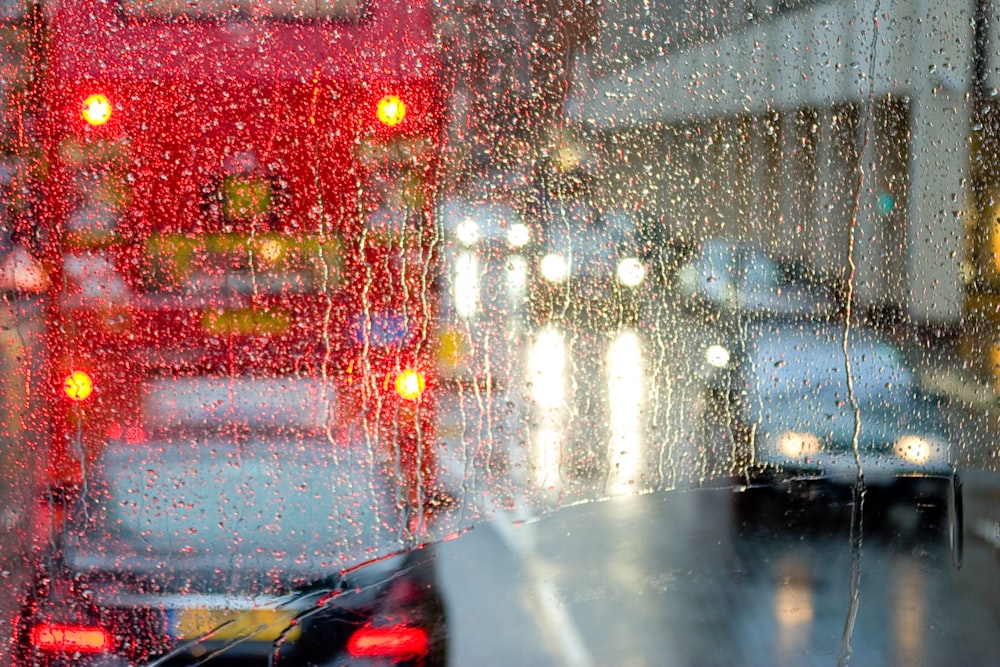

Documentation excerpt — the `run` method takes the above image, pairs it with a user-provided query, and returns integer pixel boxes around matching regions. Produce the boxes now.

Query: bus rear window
[121,0,363,21]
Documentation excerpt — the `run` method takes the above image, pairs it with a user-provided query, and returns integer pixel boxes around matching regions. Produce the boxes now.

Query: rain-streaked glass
[0,0,996,665]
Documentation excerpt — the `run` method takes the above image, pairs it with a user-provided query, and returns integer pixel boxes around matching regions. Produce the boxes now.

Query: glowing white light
[540,253,568,283]
[705,344,730,368]
[616,257,646,287]
[529,326,566,407]
[455,217,480,246]
[894,435,932,464]
[776,431,822,458]
[507,222,530,248]
[529,326,568,491]
[607,331,644,494]
[453,251,480,319]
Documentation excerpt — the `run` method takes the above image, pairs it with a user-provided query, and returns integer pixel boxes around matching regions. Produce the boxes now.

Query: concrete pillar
[906,92,971,324]
[776,110,800,257]
[906,0,973,325]
[851,106,884,312]
[812,106,855,277]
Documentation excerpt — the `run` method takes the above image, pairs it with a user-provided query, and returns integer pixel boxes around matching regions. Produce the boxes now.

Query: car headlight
[677,264,696,288]
[775,431,822,458]
[455,217,480,246]
[704,344,730,368]
[616,257,646,287]
[507,223,530,248]
[893,435,936,465]
[540,253,568,283]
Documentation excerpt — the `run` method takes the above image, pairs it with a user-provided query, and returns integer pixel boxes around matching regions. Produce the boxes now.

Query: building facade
[567,0,977,328]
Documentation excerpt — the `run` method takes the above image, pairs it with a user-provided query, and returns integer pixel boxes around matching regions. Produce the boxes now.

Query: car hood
[750,391,953,475]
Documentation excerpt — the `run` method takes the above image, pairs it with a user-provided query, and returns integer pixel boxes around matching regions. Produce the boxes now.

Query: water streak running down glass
[0,0,996,665]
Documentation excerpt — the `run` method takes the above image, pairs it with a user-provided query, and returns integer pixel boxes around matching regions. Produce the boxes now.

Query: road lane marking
[491,501,595,667]
[970,519,1000,550]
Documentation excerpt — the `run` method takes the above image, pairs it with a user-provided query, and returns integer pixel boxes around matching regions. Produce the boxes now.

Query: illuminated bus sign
[144,233,344,295]
[219,175,273,221]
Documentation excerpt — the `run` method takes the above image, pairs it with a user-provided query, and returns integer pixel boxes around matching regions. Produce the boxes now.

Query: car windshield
[1,1,998,666]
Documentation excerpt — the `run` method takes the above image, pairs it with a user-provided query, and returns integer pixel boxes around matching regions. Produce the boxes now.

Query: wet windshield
[0,0,998,665]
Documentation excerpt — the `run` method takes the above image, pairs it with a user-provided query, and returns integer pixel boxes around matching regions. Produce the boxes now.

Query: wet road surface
[435,475,1000,667]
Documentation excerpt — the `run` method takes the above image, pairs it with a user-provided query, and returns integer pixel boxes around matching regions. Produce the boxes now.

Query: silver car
[703,320,963,560]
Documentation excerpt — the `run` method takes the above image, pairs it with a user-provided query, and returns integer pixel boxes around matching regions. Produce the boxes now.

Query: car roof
[742,321,915,400]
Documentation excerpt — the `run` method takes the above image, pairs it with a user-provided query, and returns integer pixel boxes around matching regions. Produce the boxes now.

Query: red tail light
[81,94,113,126]
[346,623,429,661]
[30,623,113,653]
[394,369,426,400]
[376,94,406,127]
[63,370,94,401]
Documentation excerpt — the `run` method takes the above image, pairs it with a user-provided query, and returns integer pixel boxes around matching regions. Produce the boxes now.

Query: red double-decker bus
[28,0,448,514]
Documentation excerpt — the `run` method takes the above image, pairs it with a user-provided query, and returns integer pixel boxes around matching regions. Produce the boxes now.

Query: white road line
[970,519,1000,550]
[490,500,595,667]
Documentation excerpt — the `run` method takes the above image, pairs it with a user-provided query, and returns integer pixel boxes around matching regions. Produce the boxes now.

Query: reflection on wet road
[440,296,726,512]
[436,480,1000,667]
